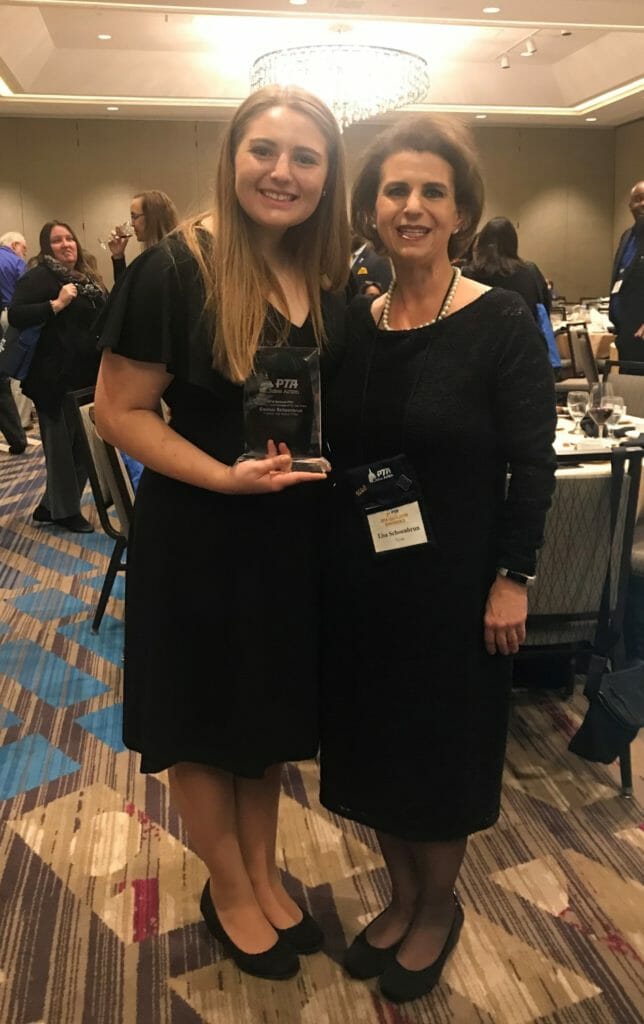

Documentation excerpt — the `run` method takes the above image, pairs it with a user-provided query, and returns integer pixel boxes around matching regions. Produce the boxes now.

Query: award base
[235,453,331,474]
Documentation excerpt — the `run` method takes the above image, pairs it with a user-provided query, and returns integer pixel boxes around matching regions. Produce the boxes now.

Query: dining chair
[68,387,134,633]
[555,323,599,394]
[516,448,643,796]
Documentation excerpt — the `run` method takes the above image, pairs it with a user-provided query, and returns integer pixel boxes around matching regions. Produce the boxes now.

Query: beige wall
[614,116,644,247]
[0,117,226,285]
[0,115,622,300]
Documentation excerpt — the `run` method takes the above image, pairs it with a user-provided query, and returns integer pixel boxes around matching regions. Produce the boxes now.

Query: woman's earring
[322,188,327,197]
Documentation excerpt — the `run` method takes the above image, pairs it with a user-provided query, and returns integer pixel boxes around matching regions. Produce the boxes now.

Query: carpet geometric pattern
[1,443,643,1023]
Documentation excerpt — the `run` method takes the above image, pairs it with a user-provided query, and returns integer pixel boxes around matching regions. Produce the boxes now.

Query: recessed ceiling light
[561,29,572,37]
[475,114,487,119]
[483,6,501,12]
[106,105,119,111]
[585,116,598,122]
[289,0,308,5]
[97,34,112,41]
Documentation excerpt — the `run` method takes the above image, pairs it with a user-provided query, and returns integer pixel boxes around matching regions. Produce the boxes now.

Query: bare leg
[395,837,467,971]
[366,831,419,948]
[235,763,302,929]
[168,761,277,953]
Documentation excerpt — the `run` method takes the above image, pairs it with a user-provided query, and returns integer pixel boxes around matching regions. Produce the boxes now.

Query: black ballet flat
[276,908,324,954]
[200,881,300,981]
[344,909,406,980]
[378,896,464,1004]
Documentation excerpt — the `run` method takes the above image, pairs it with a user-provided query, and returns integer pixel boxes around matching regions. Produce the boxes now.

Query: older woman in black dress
[320,116,557,1004]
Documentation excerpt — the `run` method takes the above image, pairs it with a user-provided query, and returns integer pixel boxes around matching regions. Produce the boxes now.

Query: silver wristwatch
[497,567,536,587]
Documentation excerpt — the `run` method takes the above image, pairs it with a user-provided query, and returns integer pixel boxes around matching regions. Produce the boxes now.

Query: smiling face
[233,105,329,242]
[49,224,78,268]
[375,150,461,268]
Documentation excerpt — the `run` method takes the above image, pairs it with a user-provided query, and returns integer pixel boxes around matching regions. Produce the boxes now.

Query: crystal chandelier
[250,45,429,130]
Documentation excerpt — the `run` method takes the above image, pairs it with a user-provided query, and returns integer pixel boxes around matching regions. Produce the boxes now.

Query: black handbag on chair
[568,654,644,763]
[568,449,644,763]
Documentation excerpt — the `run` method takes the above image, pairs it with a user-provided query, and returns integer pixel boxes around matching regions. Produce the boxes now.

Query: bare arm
[94,350,326,495]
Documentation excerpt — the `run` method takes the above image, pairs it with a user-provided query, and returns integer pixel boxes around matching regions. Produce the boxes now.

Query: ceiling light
[483,6,501,13]
[251,45,429,130]
[97,34,112,41]
[585,116,597,122]
[106,105,119,111]
[500,55,510,70]
[475,113,487,119]
[561,30,572,37]
[521,38,537,57]
[289,0,308,5]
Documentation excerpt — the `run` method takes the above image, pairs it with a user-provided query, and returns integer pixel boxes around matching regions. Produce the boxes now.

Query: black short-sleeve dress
[99,235,345,777]
[319,289,557,841]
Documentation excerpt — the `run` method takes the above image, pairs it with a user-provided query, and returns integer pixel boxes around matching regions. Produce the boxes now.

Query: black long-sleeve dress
[319,288,557,841]
[99,236,345,777]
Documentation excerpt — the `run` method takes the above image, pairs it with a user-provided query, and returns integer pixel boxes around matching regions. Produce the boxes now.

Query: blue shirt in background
[0,246,27,308]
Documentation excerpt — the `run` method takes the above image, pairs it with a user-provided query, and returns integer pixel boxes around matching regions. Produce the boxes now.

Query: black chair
[68,388,134,633]
[516,448,643,796]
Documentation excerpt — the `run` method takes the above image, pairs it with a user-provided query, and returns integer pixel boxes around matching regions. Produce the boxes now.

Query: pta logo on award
[368,466,393,483]
[274,378,299,390]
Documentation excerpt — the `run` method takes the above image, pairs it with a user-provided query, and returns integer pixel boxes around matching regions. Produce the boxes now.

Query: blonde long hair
[183,86,350,383]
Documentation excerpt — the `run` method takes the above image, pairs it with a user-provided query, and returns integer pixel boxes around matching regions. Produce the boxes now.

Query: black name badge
[238,347,330,472]
[344,454,431,554]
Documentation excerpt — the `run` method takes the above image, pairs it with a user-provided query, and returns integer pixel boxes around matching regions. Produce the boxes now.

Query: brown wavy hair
[182,85,350,383]
[133,190,179,246]
[351,114,484,261]
[37,221,107,291]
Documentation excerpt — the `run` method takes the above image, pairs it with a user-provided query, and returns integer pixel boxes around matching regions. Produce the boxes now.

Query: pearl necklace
[381,266,462,331]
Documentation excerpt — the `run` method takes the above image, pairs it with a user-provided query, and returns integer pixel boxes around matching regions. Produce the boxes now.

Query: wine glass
[97,221,133,251]
[588,382,615,440]
[567,390,589,435]
[606,396,626,440]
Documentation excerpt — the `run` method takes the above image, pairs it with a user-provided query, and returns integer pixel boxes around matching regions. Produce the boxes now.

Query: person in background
[358,279,383,298]
[95,85,349,983]
[349,235,393,297]
[107,190,179,281]
[0,231,29,454]
[9,221,107,532]
[320,116,556,1005]
[463,216,551,321]
[609,180,644,366]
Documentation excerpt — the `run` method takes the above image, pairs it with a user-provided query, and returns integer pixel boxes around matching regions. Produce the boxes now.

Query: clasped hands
[223,440,326,495]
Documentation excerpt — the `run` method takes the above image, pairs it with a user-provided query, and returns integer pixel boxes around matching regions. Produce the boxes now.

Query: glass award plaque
[237,347,330,472]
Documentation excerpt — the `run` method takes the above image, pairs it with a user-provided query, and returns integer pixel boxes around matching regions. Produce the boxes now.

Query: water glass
[606,397,626,439]
[567,390,589,435]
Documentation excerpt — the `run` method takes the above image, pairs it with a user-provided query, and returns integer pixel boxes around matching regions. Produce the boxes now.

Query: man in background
[610,181,644,367]
[0,231,29,454]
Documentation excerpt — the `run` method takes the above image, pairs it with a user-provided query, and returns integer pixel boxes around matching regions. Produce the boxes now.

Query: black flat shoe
[199,881,299,981]
[32,504,53,524]
[276,908,324,954]
[53,513,94,534]
[344,909,407,980]
[378,897,464,1004]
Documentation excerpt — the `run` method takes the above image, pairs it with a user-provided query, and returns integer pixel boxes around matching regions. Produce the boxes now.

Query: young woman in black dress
[94,86,349,982]
[320,116,557,1004]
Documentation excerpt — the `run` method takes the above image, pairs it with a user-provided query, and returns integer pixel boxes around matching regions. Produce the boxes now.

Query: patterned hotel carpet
[0,440,643,1024]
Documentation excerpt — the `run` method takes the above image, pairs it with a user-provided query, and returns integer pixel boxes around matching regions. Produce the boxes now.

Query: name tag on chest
[367,501,428,553]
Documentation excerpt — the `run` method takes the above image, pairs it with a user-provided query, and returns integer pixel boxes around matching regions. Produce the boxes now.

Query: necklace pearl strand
[381,266,462,331]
